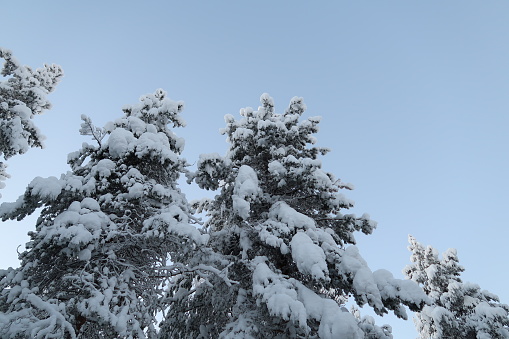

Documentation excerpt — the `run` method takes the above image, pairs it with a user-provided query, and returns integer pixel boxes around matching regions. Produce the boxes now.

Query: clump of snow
[78,248,92,261]
[337,246,384,311]
[268,202,315,231]
[232,196,251,220]
[106,128,135,159]
[232,165,260,219]
[29,176,62,200]
[252,260,308,328]
[93,159,116,178]
[251,259,368,338]
[257,221,290,254]
[135,131,178,162]
[290,232,328,280]
[143,206,209,245]
[267,160,287,178]
[296,282,364,339]
[80,197,100,211]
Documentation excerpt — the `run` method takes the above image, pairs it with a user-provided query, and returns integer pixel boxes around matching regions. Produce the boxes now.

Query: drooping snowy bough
[405,235,509,339]
[164,94,429,338]
[0,90,209,338]
[0,48,63,195]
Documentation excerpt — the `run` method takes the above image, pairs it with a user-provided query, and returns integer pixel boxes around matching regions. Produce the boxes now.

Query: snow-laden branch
[156,262,237,287]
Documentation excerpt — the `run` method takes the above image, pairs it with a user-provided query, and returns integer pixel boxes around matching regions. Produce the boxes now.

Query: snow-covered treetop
[1,89,189,222]
[405,235,509,339]
[121,88,185,131]
[222,93,327,169]
[69,89,187,185]
[405,235,464,298]
[195,93,374,245]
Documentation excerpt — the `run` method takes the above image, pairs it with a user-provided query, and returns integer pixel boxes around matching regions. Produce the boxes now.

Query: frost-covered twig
[79,115,106,146]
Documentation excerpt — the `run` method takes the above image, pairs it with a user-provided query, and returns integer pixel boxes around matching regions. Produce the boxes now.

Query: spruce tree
[405,235,509,339]
[0,48,63,194]
[0,89,208,338]
[165,94,428,338]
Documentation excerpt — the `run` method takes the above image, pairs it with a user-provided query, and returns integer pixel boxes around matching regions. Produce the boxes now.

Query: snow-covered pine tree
[0,48,63,194]
[0,89,210,338]
[404,235,509,339]
[165,94,428,338]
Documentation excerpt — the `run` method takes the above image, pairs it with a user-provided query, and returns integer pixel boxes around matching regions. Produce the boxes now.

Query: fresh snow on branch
[405,235,509,338]
[164,93,428,338]
[0,89,217,338]
[0,48,63,195]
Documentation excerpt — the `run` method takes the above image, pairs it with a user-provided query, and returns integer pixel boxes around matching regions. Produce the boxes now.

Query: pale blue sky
[2,1,509,337]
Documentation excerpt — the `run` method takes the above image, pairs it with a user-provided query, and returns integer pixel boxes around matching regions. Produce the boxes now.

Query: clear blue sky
[2,1,509,337]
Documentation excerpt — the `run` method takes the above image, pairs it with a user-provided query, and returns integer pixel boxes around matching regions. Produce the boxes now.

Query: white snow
[251,259,366,338]
[232,195,251,220]
[290,232,328,280]
[337,246,384,311]
[93,159,116,178]
[143,206,209,245]
[29,176,62,200]
[267,160,287,177]
[252,260,308,329]
[268,202,315,231]
[107,128,135,158]
[296,282,364,339]
[232,165,260,219]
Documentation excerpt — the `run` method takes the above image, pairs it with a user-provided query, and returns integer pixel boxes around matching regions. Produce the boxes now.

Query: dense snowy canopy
[1,84,507,338]
[1,49,505,337]
[3,3,509,337]
[162,94,429,338]
[0,89,212,338]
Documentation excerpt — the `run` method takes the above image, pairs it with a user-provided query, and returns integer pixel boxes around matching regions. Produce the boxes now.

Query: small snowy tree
[0,89,209,338]
[0,48,63,194]
[404,235,509,339]
[164,94,428,338]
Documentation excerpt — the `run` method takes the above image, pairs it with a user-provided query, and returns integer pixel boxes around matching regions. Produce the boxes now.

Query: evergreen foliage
[0,89,208,338]
[163,94,428,338]
[405,235,509,339]
[0,48,63,194]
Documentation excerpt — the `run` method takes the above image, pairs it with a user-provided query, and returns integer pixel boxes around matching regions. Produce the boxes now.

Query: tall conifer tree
[165,94,428,338]
[0,89,207,338]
